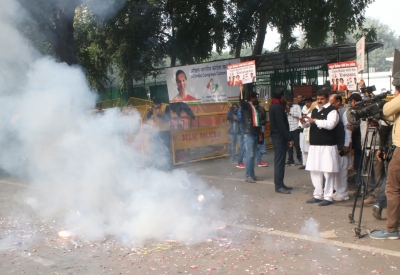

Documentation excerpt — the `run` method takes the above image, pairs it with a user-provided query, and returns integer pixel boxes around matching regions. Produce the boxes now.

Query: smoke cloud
[0,0,223,243]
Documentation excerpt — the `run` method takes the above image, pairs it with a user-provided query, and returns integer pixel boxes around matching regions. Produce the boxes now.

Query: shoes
[245,178,256,183]
[372,204,383,220]
[285,162,295,167]
[318,200,333,206]
[252,176,263,181]
[364,196,376,205]
[370,229,399,240]
[333,194,350,201]
[282,185,293,190]
[298,165,306,170]
[236,163,245,168]
[306,197,323,204]
[275,188,291,194]
[258,161,268,167]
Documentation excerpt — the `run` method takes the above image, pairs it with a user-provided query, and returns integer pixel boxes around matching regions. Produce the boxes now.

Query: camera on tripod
[349,87,388,124]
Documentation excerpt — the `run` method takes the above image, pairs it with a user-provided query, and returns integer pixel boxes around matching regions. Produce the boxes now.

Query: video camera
[349,89,388,124]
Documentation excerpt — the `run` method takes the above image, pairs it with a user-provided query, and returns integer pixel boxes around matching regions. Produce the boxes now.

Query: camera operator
[370,71,400,239]
[371,120,393,219]
[345,93,363,182]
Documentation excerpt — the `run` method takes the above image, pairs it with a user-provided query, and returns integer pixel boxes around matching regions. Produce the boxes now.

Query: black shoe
[275,188,291,194]
[306,197,322,204]
[318,200,333,206]
[372,204,382,220]
[298,165,306,170]
[282,185,293,190]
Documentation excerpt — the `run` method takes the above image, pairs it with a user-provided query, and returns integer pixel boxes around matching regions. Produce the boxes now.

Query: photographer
[371,120,393,219]
[346,93,362,181]
[370,72,400,239]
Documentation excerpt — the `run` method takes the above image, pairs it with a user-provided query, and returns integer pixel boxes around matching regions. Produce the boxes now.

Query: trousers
[311,171,335,201]
[386,148,400,233]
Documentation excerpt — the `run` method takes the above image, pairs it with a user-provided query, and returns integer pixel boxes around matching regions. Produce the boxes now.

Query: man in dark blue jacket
[239,85,262,183]
[269,88,294,194]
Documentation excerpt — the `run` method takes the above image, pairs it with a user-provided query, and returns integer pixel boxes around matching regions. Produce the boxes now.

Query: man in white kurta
[300,91,339,206]
[329,94,352,201]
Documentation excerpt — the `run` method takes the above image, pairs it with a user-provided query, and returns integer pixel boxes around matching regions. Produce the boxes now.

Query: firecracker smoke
[0,0,223,243]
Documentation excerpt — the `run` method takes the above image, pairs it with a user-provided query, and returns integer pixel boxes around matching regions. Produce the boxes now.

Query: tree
[18,0,83,65]
[351,18,399,72]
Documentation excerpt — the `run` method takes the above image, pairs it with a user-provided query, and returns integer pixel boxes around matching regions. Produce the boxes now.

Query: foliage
[18,0,377,91]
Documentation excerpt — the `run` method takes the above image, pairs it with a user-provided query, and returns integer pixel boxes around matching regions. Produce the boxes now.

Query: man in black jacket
[269,88,294,194]
[239,85,263,183]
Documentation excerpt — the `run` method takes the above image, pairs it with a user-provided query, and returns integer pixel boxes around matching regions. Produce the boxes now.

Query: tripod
[349,123,379,238]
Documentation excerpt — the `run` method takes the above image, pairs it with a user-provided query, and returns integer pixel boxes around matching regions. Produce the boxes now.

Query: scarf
[250,104,260,127]
[271,98,286,109]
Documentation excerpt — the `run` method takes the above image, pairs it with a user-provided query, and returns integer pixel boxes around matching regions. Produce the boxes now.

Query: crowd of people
[224,74,400,239]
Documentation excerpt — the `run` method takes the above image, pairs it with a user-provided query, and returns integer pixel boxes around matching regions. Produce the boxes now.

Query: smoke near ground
[0,0,223,243]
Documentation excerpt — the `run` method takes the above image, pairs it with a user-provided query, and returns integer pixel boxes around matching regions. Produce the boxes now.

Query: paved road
[0,153,399,275]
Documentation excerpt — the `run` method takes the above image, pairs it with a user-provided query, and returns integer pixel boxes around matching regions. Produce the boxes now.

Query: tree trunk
[235,31,245,58]
[53,0,81,65]
[253,1,269,56]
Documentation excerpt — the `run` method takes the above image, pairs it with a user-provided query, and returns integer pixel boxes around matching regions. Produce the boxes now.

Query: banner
[226,60,256,85]
[356,36,365,73]
[328,61,358,91]
[165,59,240,103]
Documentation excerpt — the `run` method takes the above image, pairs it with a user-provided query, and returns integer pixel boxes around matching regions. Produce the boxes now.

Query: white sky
[263,0,400,51]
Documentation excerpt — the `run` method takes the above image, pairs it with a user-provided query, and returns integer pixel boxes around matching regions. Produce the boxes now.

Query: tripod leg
[349,181,361,223]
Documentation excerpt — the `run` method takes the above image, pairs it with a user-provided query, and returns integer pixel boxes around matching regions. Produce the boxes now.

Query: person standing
[285,97,302,166]
[298,97,313,170]
[300,90,339,206]
[329,94,352,201]
[255,102,268,167]
[269,88,294,194]
[226,103,242,162]
[147,98,173,170]
[239,85,262,183]
[297,94,305,109]
[370,72,400,239]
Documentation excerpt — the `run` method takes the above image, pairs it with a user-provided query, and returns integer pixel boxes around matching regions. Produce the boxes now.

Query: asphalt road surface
[0,153,399,275]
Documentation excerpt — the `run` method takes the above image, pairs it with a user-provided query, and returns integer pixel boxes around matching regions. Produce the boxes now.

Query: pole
[367,50,370,86]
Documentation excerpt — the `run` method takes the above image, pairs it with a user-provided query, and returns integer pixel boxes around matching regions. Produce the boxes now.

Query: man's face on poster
[176,73,186,95]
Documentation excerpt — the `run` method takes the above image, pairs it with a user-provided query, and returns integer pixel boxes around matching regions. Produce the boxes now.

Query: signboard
[356,36,365,73]
[393,48,400,76]
[165,59,240,103]
[328,61,358,91]
[172,125,229,150]
[226,60,256,85]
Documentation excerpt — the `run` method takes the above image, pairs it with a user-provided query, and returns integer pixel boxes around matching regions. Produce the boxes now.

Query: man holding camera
[370,72,400,239]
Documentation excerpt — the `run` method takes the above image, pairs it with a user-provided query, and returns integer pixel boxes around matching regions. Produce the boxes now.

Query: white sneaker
[333,195,350,201]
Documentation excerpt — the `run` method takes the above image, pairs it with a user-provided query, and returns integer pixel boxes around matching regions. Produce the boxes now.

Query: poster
[165,59,240,103]
[356,36,365,73]
[328,61,358,91]
[226,60,256,85]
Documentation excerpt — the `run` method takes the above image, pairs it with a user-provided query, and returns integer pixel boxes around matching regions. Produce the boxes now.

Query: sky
[263,0,400,51]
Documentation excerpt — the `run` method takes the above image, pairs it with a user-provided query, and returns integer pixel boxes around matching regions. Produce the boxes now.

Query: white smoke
[0,0,223,243]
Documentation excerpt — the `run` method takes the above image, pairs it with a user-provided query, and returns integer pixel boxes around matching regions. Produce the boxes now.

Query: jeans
[257,138,267,163]
[376,175,387,208]
[238,134,245,164]
[287,129,302,163]
[229,133,242,159]
[244,133,258,179]
[272,137,287,189]
[155,130,173,169]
